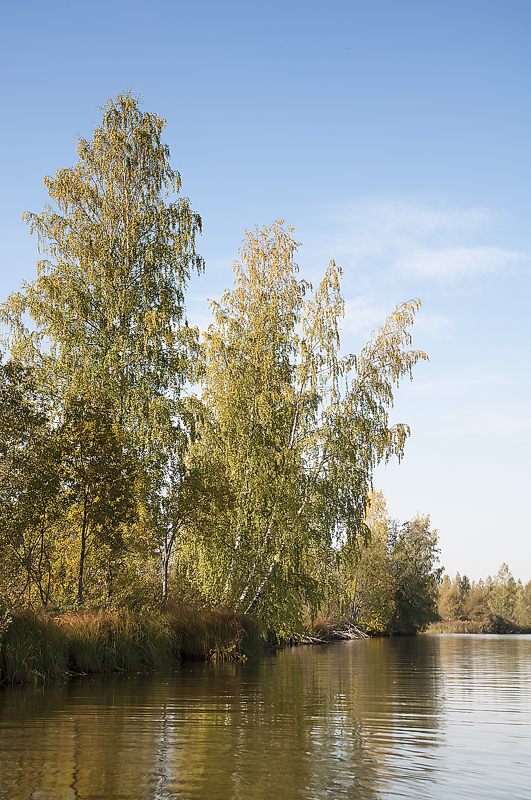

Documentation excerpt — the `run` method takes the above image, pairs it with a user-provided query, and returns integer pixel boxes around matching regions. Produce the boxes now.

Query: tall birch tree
[1,92,203,452]
[0,93,204,599]
[184,222,428,633]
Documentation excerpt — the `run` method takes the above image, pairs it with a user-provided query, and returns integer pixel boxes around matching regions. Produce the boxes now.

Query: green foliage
[0,92,204,606]
[181,222,427,635]
[437,565,531,632]
[0,357,62,604]
[347,491,395,633]
[0,360,143,608]
[488,562,517,619]
[388,515,442,634]
[0,95,434,637]
[346,492,442,635]
[59,394,137,605]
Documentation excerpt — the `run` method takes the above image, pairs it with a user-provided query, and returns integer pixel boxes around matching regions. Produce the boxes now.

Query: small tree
[347,491,396,633]
[389,515,442,634]
[438,572,471,620]
[488,563,518,621]
[0,357,62,605]
[59,395,136,606]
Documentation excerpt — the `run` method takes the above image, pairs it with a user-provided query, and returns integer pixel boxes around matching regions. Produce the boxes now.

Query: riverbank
[424,617,531,634]
[0,606,264,686]
[0,607,373,686]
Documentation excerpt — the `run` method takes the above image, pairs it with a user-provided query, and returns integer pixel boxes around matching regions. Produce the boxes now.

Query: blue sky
[1,0,530,581]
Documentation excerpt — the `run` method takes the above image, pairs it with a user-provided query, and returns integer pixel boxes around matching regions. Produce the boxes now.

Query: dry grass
[0,605,264,685]
[423,619,485,634]
[0,609,69,684]
[168,603,260,659]
[424,617,531,634]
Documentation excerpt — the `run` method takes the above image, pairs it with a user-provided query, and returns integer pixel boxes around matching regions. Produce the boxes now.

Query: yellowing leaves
[184,222,428,633]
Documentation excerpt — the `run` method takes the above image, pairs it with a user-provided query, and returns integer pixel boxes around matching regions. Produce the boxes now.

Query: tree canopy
[1,91,203,457]
[0,96,436,635]
[0,93,203,606]
[346,491,442,635]
[178,222,428,633]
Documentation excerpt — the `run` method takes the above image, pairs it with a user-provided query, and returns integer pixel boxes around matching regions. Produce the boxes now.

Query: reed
[0,605,265,685]
[0,609,69,684]
[58,609,176,674]
[168,604,249,659]
[187,605,263,658]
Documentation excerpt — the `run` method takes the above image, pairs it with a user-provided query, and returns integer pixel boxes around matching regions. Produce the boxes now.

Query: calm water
[0,635,530,799]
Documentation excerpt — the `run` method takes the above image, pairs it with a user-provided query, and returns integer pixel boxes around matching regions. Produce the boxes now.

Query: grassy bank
[424,617,531,634]
[0,606,264,686]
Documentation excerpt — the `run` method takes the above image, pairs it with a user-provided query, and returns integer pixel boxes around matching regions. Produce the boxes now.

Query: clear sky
[1,0,530,582]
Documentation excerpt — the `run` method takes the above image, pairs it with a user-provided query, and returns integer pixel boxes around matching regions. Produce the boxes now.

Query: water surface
[1,635,529,799]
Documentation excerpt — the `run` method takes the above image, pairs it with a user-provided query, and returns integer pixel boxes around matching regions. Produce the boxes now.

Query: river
[0,634,530,799]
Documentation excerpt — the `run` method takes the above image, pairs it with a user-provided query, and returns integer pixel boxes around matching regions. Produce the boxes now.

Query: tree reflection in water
[1,636,529,799]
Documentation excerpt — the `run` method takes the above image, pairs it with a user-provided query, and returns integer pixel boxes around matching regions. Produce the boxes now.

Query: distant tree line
[0,93,434,637]
[437,564,531,633]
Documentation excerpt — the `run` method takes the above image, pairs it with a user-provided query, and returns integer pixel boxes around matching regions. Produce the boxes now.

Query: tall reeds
[0,605,264,685]
[0,609,69,684]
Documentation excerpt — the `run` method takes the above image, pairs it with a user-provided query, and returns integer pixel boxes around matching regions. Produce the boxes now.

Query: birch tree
[184,222,428,633]
[1,91,203,452]
[0,93,204,599]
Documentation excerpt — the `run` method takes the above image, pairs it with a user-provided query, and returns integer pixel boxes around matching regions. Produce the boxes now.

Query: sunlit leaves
[347,494,442,635]
[183,222,427,633]
[0,358,61,604]
[0,93,204,606]
[1,92,203,456]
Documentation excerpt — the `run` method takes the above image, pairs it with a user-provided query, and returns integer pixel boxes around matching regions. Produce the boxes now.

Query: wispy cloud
[411,312,451,337]
[399,245,524,279]
[343,296,389,335]
[303,196,526,282]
